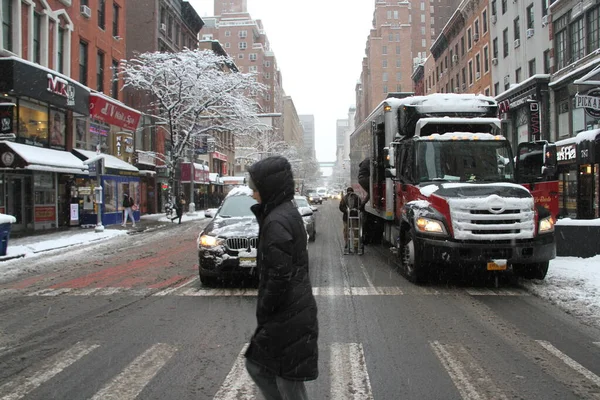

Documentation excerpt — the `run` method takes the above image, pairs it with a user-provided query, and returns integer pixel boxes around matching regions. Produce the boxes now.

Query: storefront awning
[0,141,89,174]
[89,92,141,131]
[72,148,139,176]
[209,173,222,185]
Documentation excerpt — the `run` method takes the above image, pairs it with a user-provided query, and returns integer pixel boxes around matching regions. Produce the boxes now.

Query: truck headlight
[415,217,448,235]
[538,216,555,234]
[198,235,224,248]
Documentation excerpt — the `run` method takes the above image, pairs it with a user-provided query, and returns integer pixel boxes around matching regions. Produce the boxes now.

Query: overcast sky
[189,0,374,162]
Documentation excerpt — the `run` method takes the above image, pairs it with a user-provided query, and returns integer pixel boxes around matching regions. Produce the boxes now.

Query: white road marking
[90,343,177,400]
[430,341,508,400]
[153,277,199,296]
[536,340,600,388]
[350,286,404,296]
[312,286,350,296]
[466,288,529,296]
[213,343,256,400]
[0,342,100,400]
[330,343,374,399]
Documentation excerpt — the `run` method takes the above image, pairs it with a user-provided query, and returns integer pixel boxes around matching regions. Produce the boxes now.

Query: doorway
[6,175,31,231]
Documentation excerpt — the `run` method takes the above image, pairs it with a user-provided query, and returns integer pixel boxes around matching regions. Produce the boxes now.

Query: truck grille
[448,196,535,241]
[226,237,258,251]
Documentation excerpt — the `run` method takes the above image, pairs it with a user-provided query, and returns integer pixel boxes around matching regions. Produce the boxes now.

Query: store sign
[498,99,510,114]
[70,204,79,222]
[89,94,141,131]
[1,151,14,166]
[212,151,228,161]
[47,74,75,106]
[113,133,134,162]
[35,206,56,223]
[0,103,15,135]
[556,144,577,163]
[528,102,541,140]
[575,88,600,118]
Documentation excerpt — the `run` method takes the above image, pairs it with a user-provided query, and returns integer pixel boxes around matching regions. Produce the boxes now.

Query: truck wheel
[401,229,429,284]
[513,261,549,280]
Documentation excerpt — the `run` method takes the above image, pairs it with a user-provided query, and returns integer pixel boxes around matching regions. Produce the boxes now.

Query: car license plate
[487,261,507,271]
[240,257,256,266]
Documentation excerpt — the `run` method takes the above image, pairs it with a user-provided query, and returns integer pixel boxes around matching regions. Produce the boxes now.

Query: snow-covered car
[293,195,316,242]
[197,186,258,286]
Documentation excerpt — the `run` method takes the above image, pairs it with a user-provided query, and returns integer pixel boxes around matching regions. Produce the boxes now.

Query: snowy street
[0,202,599,399]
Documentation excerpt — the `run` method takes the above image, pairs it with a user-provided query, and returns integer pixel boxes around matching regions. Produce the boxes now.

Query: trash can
[0,214,16,256]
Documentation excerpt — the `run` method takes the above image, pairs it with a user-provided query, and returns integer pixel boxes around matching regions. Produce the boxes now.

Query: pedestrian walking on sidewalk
[122,193,136,227]
[244,155,319,400]
[171,193,186,224]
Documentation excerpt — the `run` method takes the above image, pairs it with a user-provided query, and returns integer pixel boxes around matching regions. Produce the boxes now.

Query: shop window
[75,119,88,149]
[559,167,578,218]
[557,101,570,137]
[49,109,66,149]
[104,179,117,213]
[18,100,48,147]
[90,120,109,151]
[34,172,55,206]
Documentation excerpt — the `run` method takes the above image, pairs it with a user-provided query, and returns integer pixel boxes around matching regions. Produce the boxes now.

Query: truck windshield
[416,140,515,183]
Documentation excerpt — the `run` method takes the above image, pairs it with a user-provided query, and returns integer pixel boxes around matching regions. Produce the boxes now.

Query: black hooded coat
[245,156,319,381]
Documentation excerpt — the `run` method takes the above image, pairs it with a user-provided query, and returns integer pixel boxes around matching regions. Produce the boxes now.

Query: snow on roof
[418,132,506,141]
[383,93,496,112]
[549,54,600,87]
[2,141,88,173]
[209,173,222,184]
[555,129,600,147]
[226,186,253,197]
[73,149,139,172]
[495,74,551,99]
[0,214,16,224]
[193,163,209,171]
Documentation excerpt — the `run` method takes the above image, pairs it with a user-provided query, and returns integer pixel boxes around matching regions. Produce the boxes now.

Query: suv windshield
[416,140,514,183]
[294,197,310,207]
[218,196,257,218]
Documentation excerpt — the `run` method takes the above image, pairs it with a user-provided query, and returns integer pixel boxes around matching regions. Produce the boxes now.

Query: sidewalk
[0,211,206,262]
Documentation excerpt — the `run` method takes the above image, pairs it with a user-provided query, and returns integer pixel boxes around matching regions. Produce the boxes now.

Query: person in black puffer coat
[245,156,318,400]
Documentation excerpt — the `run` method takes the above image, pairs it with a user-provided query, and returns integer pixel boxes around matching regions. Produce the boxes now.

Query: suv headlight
[415,217,448,235]
[538,216,555,234]
[198,234,224,248]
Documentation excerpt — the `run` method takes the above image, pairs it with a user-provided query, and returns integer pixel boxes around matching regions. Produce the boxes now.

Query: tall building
[200,1,284,123]
[283,96,304,149]
[336,119,349,166]
[299,115,315,159]
[355,1,433,125]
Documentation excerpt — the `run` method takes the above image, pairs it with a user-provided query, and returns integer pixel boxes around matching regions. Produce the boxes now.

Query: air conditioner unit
[160,23,167,32]
[476,72,481,79]
[541,15,550,26]
[491,15,497,24]
[80,5,91,18]
[504,75,510,85]
[514,39,521,48]
[527,28,535,38]
[492,57,499,65]
[473,33,480,42]
[452,54,459,63]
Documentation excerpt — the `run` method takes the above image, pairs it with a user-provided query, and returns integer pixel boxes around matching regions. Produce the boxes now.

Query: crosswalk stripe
[0,342,100,400]
[465,288,529,296]
[536,340,600,388]
[90,343,177,400]
[153,277,199,296]
[330,343,374,399]
[213,344,256,400]
[430,341,509,400]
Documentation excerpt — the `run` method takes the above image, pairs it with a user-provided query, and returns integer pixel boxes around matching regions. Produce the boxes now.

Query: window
[396,33,400,41]
[396,45,401,55]
[502,0,507,14]
[554,15,568,69]
[79,41,88,85]
[96,51,104,92]
[98,0,105,30]
[167,15,172,37]
[514,17,520,41]
[467,27,472,49]
[492,0,497,15]
[112,3,119,36]
[461,36,465,55]
[571,18,584,62]
[483,10,488,33]
[250,53,257,61]
[485,87,490,96]
[484,46,489,73]
[476,53,481,76]
[422,39,427,47]
[389,33,394,41]
[387,10,392,19]
[19,100,49,146]
[383,45,387,55]
[396,72,402,80]
[383,72,388,82]
[526,4,534,29]
[33,12,41,63]
[265,61,271,67]
[396,59,401,68]
[249,65,257,72]
[383,59,388,68]
[588,6,599,54]
[175,25,180,46]
[431,28,436,36]
[421,14,425,23]
[494,82,500,95]
[474,19,480,37]
[57,27,65,73]
[160,7,165,25]
[421,2,425,10]
[396,84,402,92]
[516,67,521,83]
[383,85,388,93]
[469,60,473,85]
[444,56,448,69]
[239,30,247,38]
[238,54,244,59]
[542,0,549,16]
[394,10,399,19]
[225,30,231,37]
[2,0,13,52]
[421,26,426,35]
[111,59,119,99]
[462,67,466,86]
[529,58,536,76]
[239,42,247,50]
[503,28,509,57]
[543,49,551,73]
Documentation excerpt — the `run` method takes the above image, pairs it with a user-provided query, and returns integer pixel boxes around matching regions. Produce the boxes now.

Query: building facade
[299,115,315,160]
[282,96,303,149]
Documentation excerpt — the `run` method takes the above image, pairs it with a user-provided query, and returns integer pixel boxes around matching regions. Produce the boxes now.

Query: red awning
[89,93,141,131]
